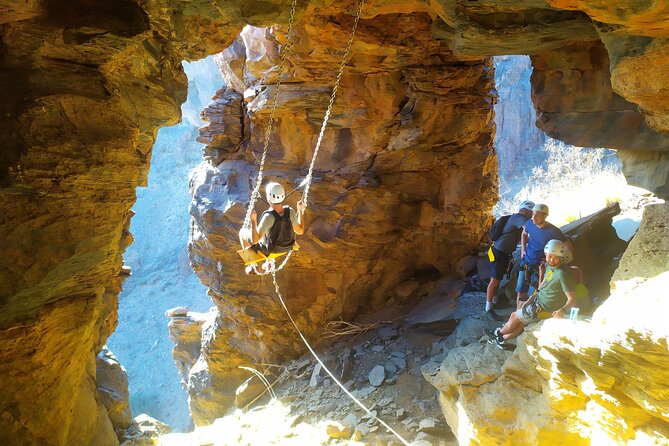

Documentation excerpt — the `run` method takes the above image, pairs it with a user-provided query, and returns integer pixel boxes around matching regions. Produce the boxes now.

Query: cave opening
[105,56,221,432]
[494,55,632,226]
[3,2,669,445]
[109,29,657,442]
[492,54,648,302]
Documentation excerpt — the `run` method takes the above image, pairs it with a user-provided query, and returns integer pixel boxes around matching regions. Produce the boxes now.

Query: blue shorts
[490,247,512,280]
[516,261,540,295]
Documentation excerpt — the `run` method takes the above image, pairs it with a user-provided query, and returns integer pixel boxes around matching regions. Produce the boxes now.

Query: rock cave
[1,1,669,445]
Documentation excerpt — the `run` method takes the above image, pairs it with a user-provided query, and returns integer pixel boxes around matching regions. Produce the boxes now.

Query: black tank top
[262,206,295,253]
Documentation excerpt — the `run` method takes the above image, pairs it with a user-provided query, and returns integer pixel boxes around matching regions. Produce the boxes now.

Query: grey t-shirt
[257,207,298,239]
[494,213,529,254]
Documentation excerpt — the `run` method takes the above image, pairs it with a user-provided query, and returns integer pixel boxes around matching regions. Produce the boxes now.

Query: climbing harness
[238,0,364,275]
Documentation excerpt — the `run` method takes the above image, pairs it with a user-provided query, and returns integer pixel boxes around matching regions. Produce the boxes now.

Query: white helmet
[544,239,572,264]
[519,200,535,211]
[265,182,285,204]
[532,203,549,215]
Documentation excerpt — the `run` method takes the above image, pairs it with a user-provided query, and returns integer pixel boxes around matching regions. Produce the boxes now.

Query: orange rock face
[187,10,497,422]
[544,0,669,135]
[548,0,669,36]
[531,39,669,151]
[2,0,669,443]
[0,1,275,444]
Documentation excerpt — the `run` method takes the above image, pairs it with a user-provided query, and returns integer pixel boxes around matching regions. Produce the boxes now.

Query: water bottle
[569,307,579,323]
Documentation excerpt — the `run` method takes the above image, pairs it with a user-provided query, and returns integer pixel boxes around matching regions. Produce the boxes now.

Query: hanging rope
[243,0,298,231]
[301,0,365,208]
[239,2,409,444]
[245,0,364,276]
[270,272,411,446]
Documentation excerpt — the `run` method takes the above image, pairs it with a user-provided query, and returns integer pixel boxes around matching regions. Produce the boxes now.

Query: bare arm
[251,210,260,244]
[552,291,577,318]
[293,200,306,235]
[520,228,529,259]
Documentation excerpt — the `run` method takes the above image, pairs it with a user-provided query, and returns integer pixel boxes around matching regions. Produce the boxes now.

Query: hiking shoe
[482,309,502,321]
[245,264,259,275]
[483,327,502,341]
[492,337,515,350]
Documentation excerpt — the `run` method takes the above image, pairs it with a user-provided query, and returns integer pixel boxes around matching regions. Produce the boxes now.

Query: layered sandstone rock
[548,1,669,132]
[426,203,669,445]
[0,1,292,444]
[188,11,498,422]
[431,1,669,196]
[97,347,132,433]
[531,39,669,152]
[3,1,669,444]
[166,307,210,388]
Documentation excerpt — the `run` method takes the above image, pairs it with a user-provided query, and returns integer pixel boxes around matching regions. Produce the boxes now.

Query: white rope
[246,0,364,273]
[243,0,298,230]
[242,4,409,443]
[301,0,365,208]
[251,250,293,277]
[270,272,411,446]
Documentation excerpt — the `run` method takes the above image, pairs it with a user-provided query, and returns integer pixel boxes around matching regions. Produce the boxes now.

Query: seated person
[486,239,577,348]
[239,181,305,273]
[516,203,573,310]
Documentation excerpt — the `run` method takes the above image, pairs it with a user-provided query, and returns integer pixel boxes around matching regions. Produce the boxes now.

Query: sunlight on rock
[426,203,669,445]
[157,400,363,445]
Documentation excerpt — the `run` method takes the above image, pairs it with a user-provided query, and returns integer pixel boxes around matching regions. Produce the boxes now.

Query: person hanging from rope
[239,181,306,274]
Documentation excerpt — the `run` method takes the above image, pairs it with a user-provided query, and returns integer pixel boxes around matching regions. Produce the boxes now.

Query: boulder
[96,347,132,431]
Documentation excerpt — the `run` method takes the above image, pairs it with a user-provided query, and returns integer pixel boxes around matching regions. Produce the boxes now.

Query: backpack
[263,206,295,254]
[488,214,512,241]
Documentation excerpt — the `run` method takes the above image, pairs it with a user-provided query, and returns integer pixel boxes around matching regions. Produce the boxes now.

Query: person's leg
[501,302,540,342]
[500,312,523,336]
[486,250,509,317]
[486,277,500,310]
[516,269,529,310]
[239,227,252,249]
[503,322,525,341]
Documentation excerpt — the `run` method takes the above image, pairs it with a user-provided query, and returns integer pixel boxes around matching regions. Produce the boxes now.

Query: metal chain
[243,0,299,230]
[301,0,365,208]
[248,0,364,273]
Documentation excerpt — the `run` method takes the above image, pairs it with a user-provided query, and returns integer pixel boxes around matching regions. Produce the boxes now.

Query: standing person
[239,181,306,274]
[486,240,577,348]
[516,203,572,309]
[484,200,535,319]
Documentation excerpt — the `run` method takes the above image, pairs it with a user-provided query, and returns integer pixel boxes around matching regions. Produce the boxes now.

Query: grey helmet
[519,200,535,211]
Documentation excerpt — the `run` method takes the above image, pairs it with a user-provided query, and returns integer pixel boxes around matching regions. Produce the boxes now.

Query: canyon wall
[187,11,497,422]
[0,1,281,444]
[2,1,669,444]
